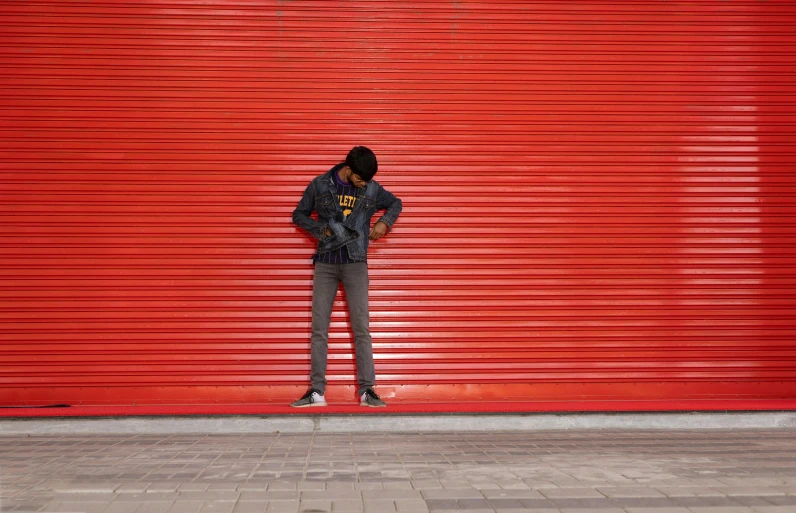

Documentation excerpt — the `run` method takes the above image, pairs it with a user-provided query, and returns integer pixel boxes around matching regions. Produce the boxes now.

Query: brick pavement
[1,429,796,513]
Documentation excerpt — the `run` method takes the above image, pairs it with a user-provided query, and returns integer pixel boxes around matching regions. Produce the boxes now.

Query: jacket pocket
[360,196,375,212]
[315,193,336,217]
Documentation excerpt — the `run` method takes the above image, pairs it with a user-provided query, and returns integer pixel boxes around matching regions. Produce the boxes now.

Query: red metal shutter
[2,1,795,408]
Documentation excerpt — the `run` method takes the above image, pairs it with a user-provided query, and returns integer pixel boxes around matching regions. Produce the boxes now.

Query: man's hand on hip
[369,221,389,241]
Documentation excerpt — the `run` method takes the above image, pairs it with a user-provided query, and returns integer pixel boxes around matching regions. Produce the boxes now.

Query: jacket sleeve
[375,184,402,228]
[292,180,331,242]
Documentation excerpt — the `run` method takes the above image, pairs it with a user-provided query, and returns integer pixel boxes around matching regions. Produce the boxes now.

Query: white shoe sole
[360,402,386,408]
[291,402,327,408]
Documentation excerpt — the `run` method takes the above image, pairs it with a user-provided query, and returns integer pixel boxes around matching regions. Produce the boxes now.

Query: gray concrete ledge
[2,411,796,434]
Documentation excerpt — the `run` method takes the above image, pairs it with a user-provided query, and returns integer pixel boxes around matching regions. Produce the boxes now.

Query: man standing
[291,146,402,407]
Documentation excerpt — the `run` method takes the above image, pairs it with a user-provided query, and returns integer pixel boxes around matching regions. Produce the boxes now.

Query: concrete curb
[2,411,796,434]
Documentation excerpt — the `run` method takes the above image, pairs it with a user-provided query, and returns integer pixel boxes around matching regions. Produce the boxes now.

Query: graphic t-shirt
[314,170,364,264]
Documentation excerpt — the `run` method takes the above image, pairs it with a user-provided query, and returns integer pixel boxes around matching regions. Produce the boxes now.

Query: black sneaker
[360,388,386,407]
[290,388,327,408]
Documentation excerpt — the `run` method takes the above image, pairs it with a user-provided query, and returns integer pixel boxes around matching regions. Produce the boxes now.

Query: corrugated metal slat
[1,0,794,406]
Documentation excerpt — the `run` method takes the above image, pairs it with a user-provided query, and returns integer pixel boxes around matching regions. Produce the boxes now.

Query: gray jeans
[310,262,375,396]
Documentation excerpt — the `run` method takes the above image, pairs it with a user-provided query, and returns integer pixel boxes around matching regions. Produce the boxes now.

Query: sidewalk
[2,428,796,513]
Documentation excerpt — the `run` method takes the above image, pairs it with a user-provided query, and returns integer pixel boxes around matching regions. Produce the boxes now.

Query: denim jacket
[292,164,403,261]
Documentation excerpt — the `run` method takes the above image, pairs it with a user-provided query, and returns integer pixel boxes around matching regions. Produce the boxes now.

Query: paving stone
[237,483,270,492]
[355,483,385,491]
[494,509,558,513]
[497,482,529,490]
[302,490,362,500]
[0,489,21,499]
[102,502,141,513]
[50,501,110,513]
[764,495,796,505]
[624,508,691,513]
[332,499,365,511]
[363,491,423,500]
[382,482,414,491]
[654,486,726,497]
[687,508,758,513]
[421,490,484,499]
[520,480,560,489]
[721,487,787,497]
[245,492,301,501]
[596,486,666,498]
[456,498,491,509]
[362,499,396,513]
[539,487,606,499]
[298,499,332,512]
[438,480,473,490]
[0,500,47,512]
[265,501,299,513]
[689,477,734,487]
[467,482,502,491]
[199,502,237,513]
[740,496,781,507]
[114,493,181,502]
[552,496,619,508]
[394,499,429,512]
[148,483,182,493]
[207,483,241,492]
[298,481,327,491]
[558,509,625,513]
[434,510,494,513]
[410,480,442,490]
[231,503,268,513]
[234,491,270,501]
[267,482,298,491]
[50,482,119,493]
[551,477,590,488]
[52,492,118,502]
[132,502,174,513]
[117,483,153,494]
[721,478,780,487]
[173,492,240,501]
[481,490,544,499]
[422,499,458,511]
[174,484,210,493]
[167,502,205,513]
[485,498,523,509]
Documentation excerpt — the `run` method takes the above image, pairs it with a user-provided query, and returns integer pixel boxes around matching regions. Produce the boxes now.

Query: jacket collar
[325,163,367,200]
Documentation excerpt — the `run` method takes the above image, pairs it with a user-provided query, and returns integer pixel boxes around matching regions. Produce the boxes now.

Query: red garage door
[2,1,795,408]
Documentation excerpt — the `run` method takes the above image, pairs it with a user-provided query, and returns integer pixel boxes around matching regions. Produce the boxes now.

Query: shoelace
[364,389,380,400]
[302,389,321,402]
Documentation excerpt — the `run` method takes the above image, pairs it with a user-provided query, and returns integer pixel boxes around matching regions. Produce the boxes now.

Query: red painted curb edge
[2,400,795,418]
